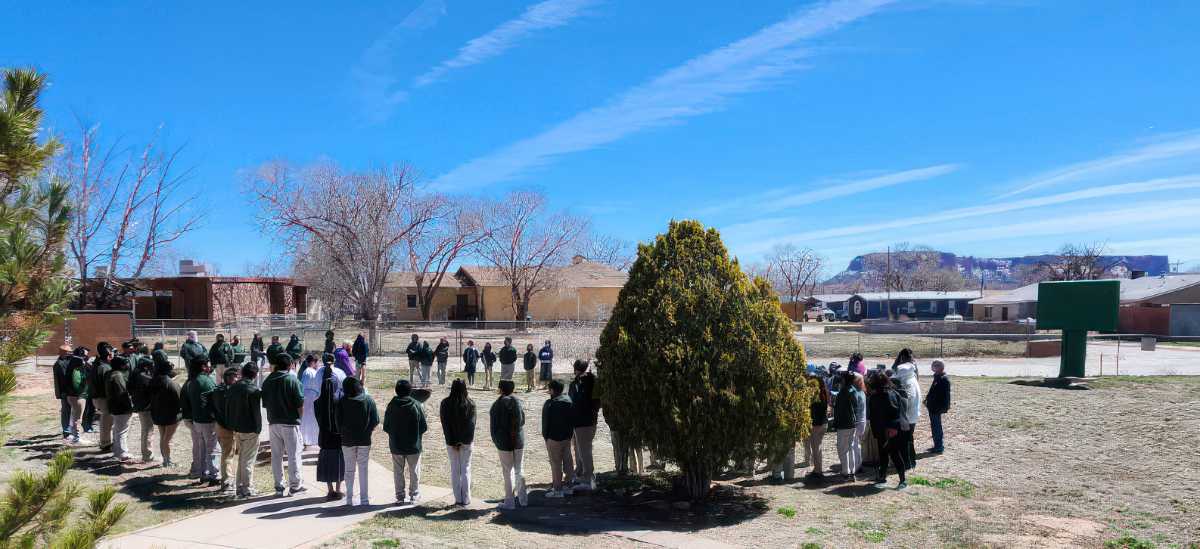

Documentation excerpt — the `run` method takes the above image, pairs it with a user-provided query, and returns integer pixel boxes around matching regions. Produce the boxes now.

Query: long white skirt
[301,399,319,446]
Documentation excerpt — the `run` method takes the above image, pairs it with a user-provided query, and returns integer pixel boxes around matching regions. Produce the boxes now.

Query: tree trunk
[680,463,711,501]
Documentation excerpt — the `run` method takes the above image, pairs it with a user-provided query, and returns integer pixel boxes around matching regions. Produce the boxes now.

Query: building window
[929,301,938,312]
[907,301,915,313]
[984,306,993,319]
[1001,307,1009,321]
[406,294,417,308]
[948,301,957,313]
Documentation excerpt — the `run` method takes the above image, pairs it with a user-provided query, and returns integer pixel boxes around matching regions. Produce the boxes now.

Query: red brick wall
[1118,305,1170,335]
[37,311,134,355]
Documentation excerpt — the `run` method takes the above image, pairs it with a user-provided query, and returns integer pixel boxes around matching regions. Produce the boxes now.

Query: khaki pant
[408,359,419,383]
[111,413,132,459]
[343,445,372,505]
[66,396,84,438]
[137,410,155,461]
[572,425,596,484]
[157,423,178,465]
[500,363,515,381]
[216,425,237,483]
[391,453,421,501]
[807,424,827,473]
[545,438,574,491]
[93,398,113,447]
[235,431,259,493]
[498,449,527,506]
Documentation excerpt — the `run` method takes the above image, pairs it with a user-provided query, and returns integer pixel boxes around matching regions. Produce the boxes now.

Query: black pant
[466,370,475,384]
[874,433,906,483]
[82,397,95,431]
[899,426,916,469]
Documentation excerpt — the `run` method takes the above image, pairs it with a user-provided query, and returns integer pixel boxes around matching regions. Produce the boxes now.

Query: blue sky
[5,0,1200,275]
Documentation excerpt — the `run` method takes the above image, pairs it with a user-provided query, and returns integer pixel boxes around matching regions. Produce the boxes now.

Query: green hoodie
[209,340,234,365]
[383,395,427,455]
[541,393,574,442]
[336,392,380,447]
[208,383,231,429]
[261,370,304,425]
[184,373,217,423]
[225,379,263,434]
[489,394,525,451]
[266,342,285,361]
[180,340,206,368]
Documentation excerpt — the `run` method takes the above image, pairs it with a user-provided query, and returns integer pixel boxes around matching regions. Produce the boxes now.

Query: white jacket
[893,362,921,426]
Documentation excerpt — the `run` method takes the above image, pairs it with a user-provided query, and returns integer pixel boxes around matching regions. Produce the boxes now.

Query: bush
[596,220,811,500]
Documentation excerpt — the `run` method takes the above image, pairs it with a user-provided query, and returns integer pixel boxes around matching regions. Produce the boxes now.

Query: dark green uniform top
[261,371,304,425]
[225,380,263,434]
[336,393,380,447]
[489,394,525,451]
[541,394,574,441]
[383,395,427,455]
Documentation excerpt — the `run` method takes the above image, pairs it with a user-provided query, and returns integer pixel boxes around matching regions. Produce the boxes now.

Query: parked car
[944,313,964,321]
[804,307,836,322]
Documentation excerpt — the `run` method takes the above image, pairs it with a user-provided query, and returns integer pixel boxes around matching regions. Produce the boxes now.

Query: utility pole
[886,246,892,321]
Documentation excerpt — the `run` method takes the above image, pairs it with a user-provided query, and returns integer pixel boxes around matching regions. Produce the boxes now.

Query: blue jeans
[929,413,944,450]
[60,398,71,436]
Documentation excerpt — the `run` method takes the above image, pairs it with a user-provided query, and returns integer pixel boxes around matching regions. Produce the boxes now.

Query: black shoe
[930,447,944,454]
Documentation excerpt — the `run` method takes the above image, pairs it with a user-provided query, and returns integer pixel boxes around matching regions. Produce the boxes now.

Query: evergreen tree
[596,220,812,500]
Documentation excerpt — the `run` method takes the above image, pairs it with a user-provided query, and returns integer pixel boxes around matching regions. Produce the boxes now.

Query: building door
[1001,307,1009,321]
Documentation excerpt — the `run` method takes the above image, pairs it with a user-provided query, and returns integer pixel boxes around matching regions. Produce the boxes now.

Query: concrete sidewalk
[104,450,451,549]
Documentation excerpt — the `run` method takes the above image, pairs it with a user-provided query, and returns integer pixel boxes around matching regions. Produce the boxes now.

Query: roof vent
[572,255,586,265]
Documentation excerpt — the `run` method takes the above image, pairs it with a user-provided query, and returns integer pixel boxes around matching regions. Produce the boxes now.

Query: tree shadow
[821,483,888,498]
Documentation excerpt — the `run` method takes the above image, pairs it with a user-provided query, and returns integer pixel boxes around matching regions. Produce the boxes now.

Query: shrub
[597,220,811,500]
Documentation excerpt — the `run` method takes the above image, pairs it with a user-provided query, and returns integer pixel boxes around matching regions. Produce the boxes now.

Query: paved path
[104,451,451,549]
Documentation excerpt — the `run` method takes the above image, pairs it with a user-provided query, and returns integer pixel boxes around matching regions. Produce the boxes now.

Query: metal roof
[852,291,982,302]
[968,275,1200,305]
[455,261,628,289]
[810,293,854,303]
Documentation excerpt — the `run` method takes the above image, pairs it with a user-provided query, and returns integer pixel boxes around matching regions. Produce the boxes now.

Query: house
[807,294,853,319]
[844,291,980,322]
[969,274,1200,335]
[455,257,627,321]
[132,274,307,326]
[383,272,477,321]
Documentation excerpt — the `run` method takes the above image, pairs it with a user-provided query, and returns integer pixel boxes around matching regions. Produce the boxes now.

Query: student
[227,363,263,498]
[462,341,479,386]
[286,334,304,364]
[250,333,266,373]
[184,357,220,485]
[336,377,379,507]
[405,334,421,384]
[262,353,306,497]
[300,354,322,448]
[489,380,526,509]
[434,337,450,386]
[64,348,90,444]
[538,341,554,388]
[105,356,134,462]
[541,379,575,498]
[352,333,369,384]
[384,379,427,505]
[209,367,239,492]
[831,370,861,481]
[297,352,316,379]
[52,346,74,440]
[128,355,157,462]
[230,335,247,368]
[867,372,907,489]
[498,338,517,382]
[208,333,234,379]
[522,344,537,393]
[335,341,357,379]
[439,379,476,506]
[88,343,114,452]
[804,375,830,479]
[568,360,599,491]
[323,330,336,355]
[266,335,285,365]
[418,341,434,389]
[314,361,345,501]
[481,343,497,390]
[892,349,921,470]
[149,350,183,468]
[179,331,206,371]
[924,360,951,454]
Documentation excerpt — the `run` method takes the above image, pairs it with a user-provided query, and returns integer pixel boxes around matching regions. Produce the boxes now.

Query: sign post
[1036,280,1119,378]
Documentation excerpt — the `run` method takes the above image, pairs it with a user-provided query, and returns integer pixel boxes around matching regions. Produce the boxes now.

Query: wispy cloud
[727,175,1200,254]
[352,0,448,123]
[999,130,1200,198]
[432,0,894,190]
[414,0,599,88]
[696,164,960,217]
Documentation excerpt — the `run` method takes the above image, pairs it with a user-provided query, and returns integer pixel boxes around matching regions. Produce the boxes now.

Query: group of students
[403,335,555,393]
[792,348,952,490]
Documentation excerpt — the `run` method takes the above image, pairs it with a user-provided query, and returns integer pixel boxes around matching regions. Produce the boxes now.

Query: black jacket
[867,388,903,435]
[149,373,182,426]
[88,358,111,399]
[568,373,600,428]
[434,342,449,362]
[481,348,496,366]
[383,395,427,455]
[831,386,861,430]
[336,392,380,447]
[352,336,369,363]
[105,369,133,415]
[439,397,476,446]
[52,356,72,399]
[925,373,951,414]
[522,351,537,371]
[128,359,155,412]
[405,341,421,361]
[498,345,517,364]
[489,394,525,451]
[462,347,479,372]
[541,394,575,441]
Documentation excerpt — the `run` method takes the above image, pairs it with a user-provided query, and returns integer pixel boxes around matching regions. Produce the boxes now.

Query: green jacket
[336,393,380,447]
[69,360,89,398]
[208,383,231,429]
[88,359,111,399]
[541,394,574,441]
[262,371,304,425]
[105,369,133,416]
[266,342,285,362]
[489,394,525,451]
[383,396,427,455]
[209,341,234,365]
[285,338,303,360]
[225,380,263,434]
[498,345,518,364]
[184,374,217,424]
[230,344,247,364]
[180,340,206,368]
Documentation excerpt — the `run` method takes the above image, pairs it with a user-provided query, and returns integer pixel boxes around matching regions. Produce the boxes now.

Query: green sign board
[1036,280,1120,378]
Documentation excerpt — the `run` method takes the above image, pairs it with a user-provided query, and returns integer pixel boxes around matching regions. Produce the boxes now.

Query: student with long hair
[892,348,921,470]
[313,360,345,500]
[439,379,476,505]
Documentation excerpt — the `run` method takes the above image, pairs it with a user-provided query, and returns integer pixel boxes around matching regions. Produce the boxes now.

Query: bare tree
[1025,242,1112,282]
[763,244,824,305]
[247,162,437,344]
[404,196,488,320]
[475,190,589,320]
[862,244,963,292]
[64,123,201,308]
[575,232,635,271]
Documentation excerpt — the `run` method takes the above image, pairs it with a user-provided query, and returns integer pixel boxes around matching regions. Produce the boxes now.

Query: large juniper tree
[596,220,811,500]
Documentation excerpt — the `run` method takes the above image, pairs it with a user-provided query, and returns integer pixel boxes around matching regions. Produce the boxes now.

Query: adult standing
[521,344,537,393]
[180,331,206,372]
[384,380,427,505]
[537,341,553,388]
[286,334,304,365]
[892,349,921,470]
[404,334,421,384]
[184,357,220,485]
[88,343,114,452]
[313,361,346,501]
[434,337,450,386]
[52,346,74,440]
[924,360,951,454]
[352,333,369,384]
[439,379,476,506]
[262,352,306,497]
[542,379,575,498]
[336,377,379,507]
[481,343,497,390]
[568,360,599,491]
[226,363,263,498]
[489,380,526,509]
[128,355,157,462]
[498,338,517,382]
[334,341,357,379]
[418,341,434,389]
[300,355,323,448]
[149,350,183,468]
[105,356,134,462]
[462,341,479,386]
[208,333,235,379]
[209,367,239,492]
[868,371,907,489]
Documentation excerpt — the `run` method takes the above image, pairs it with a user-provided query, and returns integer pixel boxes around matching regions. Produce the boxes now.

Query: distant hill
[826,251,1170,289]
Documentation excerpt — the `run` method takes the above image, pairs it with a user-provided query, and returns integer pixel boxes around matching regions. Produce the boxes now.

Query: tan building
[386,257,627,322]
